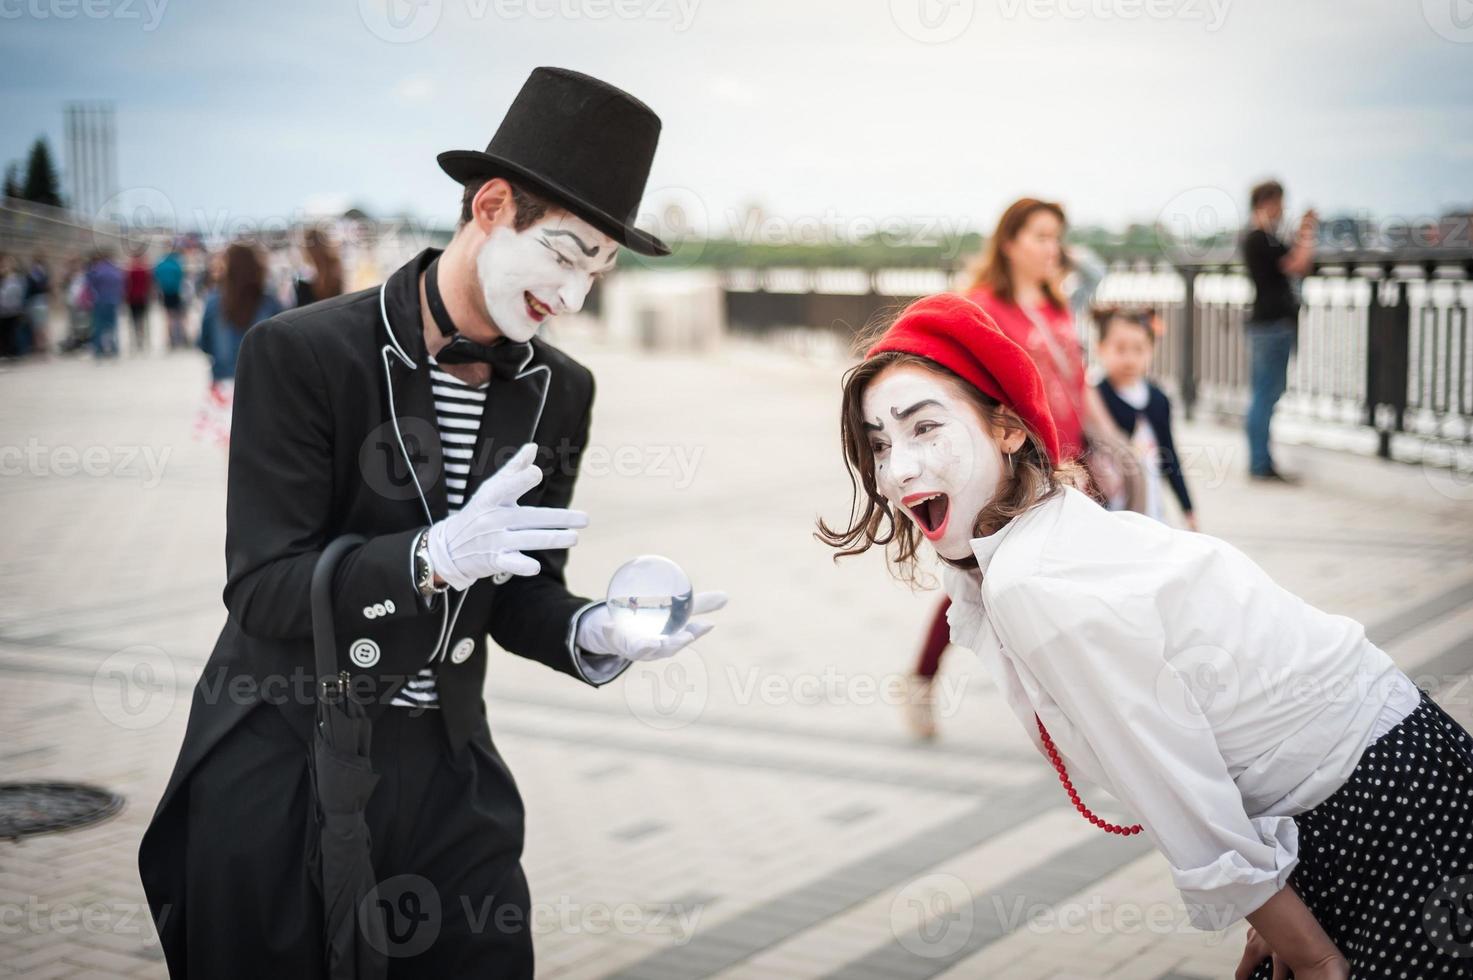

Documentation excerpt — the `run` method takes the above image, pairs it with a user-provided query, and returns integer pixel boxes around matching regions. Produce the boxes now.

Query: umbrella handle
[311,534,367,702]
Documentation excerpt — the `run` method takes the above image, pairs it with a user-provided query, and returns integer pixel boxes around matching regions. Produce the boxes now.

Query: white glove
[576,590,728,662]
[426,442,588,591]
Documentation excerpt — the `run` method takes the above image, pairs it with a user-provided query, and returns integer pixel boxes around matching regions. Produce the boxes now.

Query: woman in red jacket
[909,199,1127,738]
[962,199,1087,457]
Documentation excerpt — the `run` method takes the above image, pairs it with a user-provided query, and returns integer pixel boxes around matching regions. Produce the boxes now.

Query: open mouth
[524,292,554,323]
[902,491,951,541]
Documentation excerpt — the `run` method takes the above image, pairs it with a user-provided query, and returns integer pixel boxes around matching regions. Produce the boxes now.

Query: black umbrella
[309,534,389,980]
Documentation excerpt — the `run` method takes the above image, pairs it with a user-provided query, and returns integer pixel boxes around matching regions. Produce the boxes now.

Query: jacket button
[450,638,475,664]
[492,571,512,585]
[383,599,396,614]
[363,606,376,619]
[349,639,380,668]
[372,603,387,617]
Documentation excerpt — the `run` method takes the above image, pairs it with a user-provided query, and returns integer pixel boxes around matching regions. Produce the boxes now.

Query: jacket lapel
[466,356,548,501]
[377,248,450,524]
[388,357,451,522]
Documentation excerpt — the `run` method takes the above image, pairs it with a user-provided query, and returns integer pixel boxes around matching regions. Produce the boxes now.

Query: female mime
[819,293,1472,978]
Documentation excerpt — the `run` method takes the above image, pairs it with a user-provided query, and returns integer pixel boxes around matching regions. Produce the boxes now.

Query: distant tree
[2,162,19,201]
[22,138,63,208]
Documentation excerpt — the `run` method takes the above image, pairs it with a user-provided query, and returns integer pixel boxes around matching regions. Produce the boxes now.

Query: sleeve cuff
[1171,816,1300,930]
[566,599,630,686]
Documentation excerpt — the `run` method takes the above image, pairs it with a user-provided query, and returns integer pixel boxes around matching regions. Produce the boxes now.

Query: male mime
[138,67,724,978]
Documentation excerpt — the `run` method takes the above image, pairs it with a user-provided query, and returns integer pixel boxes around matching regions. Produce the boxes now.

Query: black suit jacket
[140,248,625,968]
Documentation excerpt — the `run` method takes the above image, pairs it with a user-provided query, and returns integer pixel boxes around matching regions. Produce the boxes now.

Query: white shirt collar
[1116,378,1150,410]
[968,520,1018,574]
[967,484,1061,574]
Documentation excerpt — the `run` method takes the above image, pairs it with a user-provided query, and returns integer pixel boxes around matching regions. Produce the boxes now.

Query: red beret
[865,293,1062,466]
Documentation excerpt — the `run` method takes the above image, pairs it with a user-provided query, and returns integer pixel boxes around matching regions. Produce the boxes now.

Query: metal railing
[720,250,1473,465]
[1125,250,1472,462]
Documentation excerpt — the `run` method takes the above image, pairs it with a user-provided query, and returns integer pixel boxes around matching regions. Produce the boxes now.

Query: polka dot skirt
[1247,690,1473,978]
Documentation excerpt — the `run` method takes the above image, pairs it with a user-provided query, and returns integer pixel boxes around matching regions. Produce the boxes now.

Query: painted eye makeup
[537,238,576,268]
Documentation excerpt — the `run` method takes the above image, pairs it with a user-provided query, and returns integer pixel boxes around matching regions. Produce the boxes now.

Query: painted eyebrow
[862,418,885,433]
[892,399,943,420]
[541,229,599,257]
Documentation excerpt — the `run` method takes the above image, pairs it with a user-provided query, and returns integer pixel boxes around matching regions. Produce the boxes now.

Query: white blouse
[942,485,1420,930]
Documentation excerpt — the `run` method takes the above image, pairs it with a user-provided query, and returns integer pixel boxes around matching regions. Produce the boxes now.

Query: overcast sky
[3,0,1470,241]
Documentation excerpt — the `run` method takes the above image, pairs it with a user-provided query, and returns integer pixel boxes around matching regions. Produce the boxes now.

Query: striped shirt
[387,356,488,709]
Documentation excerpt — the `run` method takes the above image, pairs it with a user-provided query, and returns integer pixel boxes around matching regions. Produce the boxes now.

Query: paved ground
[1,318,1471,979]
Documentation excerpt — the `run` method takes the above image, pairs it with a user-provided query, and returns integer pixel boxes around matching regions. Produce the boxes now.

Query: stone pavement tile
[57,944,149,975]
[1,944,70,973]
[1101,948,1193,979]
[716,809,1089,979]
[935,848,1250,980]
[4,965,77,980]
[940,946,1054,980]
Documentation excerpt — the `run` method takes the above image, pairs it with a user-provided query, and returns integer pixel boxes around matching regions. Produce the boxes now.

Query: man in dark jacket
[139,67,724,978]
[1241,179,1316,483]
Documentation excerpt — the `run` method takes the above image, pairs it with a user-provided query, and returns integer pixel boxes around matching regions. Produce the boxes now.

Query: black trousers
[182,702,534,978]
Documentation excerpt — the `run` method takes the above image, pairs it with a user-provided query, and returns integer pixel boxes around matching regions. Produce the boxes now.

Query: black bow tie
[424,257,532,380]
[434,334,532,379]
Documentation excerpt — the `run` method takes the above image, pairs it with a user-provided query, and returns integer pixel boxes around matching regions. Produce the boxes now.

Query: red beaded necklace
[1035,714,1143,837]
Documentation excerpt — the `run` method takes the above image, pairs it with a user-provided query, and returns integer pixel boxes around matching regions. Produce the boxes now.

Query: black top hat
[438,67,669,257]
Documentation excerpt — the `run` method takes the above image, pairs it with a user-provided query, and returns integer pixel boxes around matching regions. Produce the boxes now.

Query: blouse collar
[967,484,1068,574]
[968,518,1021,575]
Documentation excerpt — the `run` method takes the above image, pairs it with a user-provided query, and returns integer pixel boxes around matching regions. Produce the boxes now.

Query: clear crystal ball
[606,555,693,639]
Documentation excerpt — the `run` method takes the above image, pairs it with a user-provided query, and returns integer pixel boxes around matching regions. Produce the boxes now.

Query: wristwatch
[413,528,446,598]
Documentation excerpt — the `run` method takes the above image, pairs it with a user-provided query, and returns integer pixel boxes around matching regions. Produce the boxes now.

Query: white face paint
[861,364,1007,561]
[474,209,619,342]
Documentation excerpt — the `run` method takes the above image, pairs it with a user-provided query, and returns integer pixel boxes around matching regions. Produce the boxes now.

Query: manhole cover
[0,782,124,840]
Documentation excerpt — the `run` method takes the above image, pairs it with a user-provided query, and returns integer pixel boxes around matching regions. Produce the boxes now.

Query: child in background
[1092,306,1197,531]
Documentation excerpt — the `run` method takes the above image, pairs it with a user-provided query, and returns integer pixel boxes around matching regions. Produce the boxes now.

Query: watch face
[415,540,433,592]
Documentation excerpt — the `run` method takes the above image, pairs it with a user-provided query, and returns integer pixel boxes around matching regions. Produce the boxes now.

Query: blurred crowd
[0,228,344,372]
[0,229,347,447]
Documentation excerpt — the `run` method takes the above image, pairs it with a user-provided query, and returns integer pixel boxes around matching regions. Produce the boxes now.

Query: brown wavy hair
[816,342,1085,586]
[962,197,1069,312]
[220,242,267,331]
